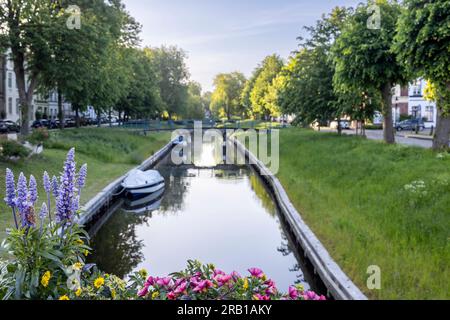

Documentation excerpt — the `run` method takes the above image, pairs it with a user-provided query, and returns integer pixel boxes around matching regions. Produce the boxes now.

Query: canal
[89,140,319,292]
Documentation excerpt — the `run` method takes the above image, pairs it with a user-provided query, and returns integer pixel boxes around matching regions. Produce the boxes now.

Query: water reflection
[89,142,312,291]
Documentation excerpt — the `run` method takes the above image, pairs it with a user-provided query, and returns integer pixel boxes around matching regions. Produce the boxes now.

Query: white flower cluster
[404,180,428,198]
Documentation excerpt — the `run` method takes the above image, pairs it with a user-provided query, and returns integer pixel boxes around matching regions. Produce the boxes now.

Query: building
[408,78,437,128]
[392,85,409,123]
[1,49,75,125]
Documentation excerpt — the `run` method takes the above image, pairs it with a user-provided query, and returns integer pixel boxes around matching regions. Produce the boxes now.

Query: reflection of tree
[248,172,277,217]
[277,234,306,286]
[158,167,189,214]
[88,212,149,279]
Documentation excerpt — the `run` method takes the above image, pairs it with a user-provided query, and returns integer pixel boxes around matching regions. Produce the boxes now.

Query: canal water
[89,141,316,292]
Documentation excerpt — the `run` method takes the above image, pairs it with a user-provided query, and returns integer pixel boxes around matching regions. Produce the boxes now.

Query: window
[8,98,12,115]
[425,106,434,122]
[8,73,12,89]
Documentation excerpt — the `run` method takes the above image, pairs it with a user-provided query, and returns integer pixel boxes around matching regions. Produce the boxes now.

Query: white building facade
[408,78,437,128]
[1,50,75,125]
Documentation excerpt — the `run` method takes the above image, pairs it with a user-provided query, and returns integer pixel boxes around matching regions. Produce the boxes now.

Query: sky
[122,0,361,92]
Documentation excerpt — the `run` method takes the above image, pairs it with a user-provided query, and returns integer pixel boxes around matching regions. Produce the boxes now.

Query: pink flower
[193,280,214,293]
[213,269,225,277]
[303,291,325,301]
[248,268,264,278]
[156,277,172,287]
[145,276,155,286]
[167,291,176,300]
[174,281,188,295]
[138,286,149,297]
[215,274,232,286]
[254,293,271,301]
[289,286,299,300]
[190,276,201,287]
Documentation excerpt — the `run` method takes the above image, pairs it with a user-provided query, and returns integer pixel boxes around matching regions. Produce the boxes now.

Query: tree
[36,0,127,129]
[279,7,351,130]
[394,0,450,150]
[0,0,56,135]
[183,81,205,119]
[145,46,190,119]
[210,72,246,119]
[250,55,284,119]
[332,0,407,144]
[115,48,162,121]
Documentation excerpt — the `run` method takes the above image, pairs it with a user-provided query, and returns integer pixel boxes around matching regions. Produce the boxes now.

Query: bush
[28,127,50,145]
[0,140,30,159]
[364,124,383,130]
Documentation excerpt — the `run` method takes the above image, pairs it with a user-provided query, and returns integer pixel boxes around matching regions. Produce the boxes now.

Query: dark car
[3,120,20,133]
[32,120,49,129]
[0,121,9,134]
[396,119,425,131]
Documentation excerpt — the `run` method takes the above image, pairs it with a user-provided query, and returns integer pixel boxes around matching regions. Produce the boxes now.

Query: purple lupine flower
[52,175,59,198]
[17,173,28,226]
[56,148,77,225]
[72,195,80,214]
[77,164,87,192]
[39,203,48,220]
[43,171,51,194]
[5,169,18,229]
[28,175,38,204]
[4,169,16,208]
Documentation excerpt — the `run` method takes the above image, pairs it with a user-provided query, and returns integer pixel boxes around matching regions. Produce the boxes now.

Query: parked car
[396,119,425,131]
[32,120,49,129]
[0,121,9,134]
[330,120,351,130]
[3,120,20,133]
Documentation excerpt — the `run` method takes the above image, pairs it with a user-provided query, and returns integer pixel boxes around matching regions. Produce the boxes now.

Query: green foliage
[249,55,284,118]
[28,128,50,146]
[145,46,190,119]
[394,0,450,106]
[210,72,246,119]
[0,141,30,159]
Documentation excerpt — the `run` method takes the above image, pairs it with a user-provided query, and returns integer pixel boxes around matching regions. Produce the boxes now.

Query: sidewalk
[321,128,434,149]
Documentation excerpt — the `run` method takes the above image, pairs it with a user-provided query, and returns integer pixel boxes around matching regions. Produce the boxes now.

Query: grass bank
[0,128,170,243]
[263,129,449,299]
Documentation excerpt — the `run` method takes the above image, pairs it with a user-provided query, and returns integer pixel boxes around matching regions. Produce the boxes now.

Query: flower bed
[0,149,325,301]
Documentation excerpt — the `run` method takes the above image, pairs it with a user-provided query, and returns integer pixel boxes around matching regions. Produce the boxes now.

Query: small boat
[121,169,165,198]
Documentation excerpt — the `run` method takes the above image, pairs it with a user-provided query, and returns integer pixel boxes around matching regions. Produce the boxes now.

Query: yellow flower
[75,239,84,245]
[152,291,159,300]
[94,277,105,289]
[59,295,70,301]
[139,269,148,278]
[75,288,82,297]
[243,279,249,290]
[41,271,51,288]
[84,250,90,257]
[73,262,83,271]
[111,289,116,299]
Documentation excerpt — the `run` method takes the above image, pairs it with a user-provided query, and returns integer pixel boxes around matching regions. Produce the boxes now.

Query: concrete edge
[76,139,175,226]
[233,138,368,301]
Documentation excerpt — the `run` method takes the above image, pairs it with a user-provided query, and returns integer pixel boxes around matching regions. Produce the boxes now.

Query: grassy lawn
[0,128,171,244]
[268,129,449,299]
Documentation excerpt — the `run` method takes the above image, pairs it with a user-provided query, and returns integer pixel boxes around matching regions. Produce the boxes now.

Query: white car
[330,120,350,130]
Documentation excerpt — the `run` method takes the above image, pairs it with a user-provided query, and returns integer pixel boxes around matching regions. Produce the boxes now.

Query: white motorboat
[121,169,165,198]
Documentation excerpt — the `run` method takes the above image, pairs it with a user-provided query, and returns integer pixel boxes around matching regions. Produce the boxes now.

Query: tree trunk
[58,89,65,130]
[433,85,450,150]
[75,106,80,128]
[382,83,395,144]
[109,108,112,127]
[337,119,342,135]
